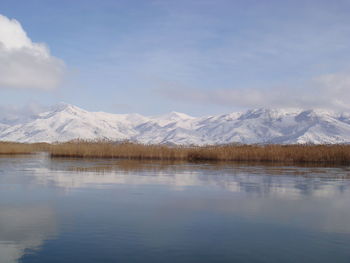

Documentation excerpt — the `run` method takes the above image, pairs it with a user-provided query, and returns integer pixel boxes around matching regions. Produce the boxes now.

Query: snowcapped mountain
[0,103,350,145]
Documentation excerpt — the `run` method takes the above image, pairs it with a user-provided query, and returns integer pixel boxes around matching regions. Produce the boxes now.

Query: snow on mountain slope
[0,103,143,143]
[0,103,350,144]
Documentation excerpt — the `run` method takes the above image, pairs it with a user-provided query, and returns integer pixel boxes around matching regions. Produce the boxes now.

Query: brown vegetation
[48,141,350,165]
[1,141,350,165]
[0,142,49,155]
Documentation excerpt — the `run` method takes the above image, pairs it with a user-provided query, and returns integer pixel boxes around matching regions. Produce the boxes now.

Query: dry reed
[1,140,350,164]
[48,141,350,165]
[0,142,49,155]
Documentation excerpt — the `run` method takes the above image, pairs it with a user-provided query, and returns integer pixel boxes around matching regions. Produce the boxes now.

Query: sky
[0,0,350,116]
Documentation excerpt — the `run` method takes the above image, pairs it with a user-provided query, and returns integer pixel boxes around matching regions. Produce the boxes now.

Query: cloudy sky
[1,0,350,116]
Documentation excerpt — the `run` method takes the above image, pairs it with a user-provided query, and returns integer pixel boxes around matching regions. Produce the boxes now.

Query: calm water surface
[1,154,350,262]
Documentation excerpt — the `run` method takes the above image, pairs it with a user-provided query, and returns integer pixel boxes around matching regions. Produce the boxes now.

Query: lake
[1,154,350,262]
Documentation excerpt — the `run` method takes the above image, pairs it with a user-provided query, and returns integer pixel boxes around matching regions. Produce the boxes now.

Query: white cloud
[0,205,57,263]
[0,102,48,124]
[156,72,350,111]
[0,14,65,90]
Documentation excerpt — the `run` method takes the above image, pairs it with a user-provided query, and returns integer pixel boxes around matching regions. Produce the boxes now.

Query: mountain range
[0,103,350,145]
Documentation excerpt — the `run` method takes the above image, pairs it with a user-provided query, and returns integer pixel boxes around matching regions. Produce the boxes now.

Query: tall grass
[48,141,350,165]
[0,142,48,155]
[1,140,350,165]
[48,141,189,160]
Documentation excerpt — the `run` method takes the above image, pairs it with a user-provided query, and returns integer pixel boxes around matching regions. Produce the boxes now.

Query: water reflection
[38,158,350,200]
[0,205,57,263]
[0,155,350,262]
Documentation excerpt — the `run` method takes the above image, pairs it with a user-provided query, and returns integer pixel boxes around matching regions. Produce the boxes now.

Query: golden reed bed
[1,141,350,165]
[0,142,49,155]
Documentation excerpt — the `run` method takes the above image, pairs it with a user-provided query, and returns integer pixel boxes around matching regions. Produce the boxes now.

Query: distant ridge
[1,104,350,145]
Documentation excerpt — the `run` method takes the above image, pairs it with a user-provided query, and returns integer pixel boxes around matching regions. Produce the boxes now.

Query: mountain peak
[153,111,194,121]
[1,104,350,144]
[50,103,85,114]
[34,103,87,120]
[167,111,194,119]
[238,108,303,120]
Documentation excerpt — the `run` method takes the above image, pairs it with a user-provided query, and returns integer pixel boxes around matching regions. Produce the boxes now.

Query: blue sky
[1,0,350,116]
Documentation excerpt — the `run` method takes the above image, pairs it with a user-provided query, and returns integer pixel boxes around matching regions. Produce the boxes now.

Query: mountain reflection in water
[0,155,350,263]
